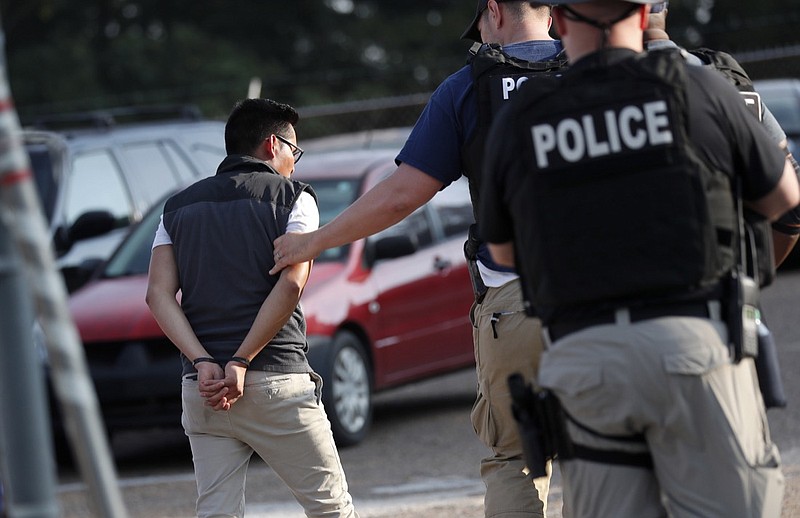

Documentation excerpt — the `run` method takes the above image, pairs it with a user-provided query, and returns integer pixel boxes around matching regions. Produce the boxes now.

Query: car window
[27,143,59,223]
[161,142,197,183]
[430,176,474,238]
[180,126,227,172]
[375,207,433,249]
[66,150,133,228]
[191,143,227,173]
[120,141,183,206]
[305,179,360,262]
[104,197,166,278]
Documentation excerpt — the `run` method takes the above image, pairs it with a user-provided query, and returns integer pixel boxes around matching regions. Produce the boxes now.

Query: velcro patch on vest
[488,71,561,114]
[740,91,763,121]
[529,98,675,170]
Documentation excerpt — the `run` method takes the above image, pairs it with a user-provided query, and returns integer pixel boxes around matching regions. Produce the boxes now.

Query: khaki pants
[539,315,784,518]
[182,371,358,518]
[470,280,550,517]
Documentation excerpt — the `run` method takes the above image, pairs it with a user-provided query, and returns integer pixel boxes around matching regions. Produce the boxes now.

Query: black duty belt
[547,301,717,342]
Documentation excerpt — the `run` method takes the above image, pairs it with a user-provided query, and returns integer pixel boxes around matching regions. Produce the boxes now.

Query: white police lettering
[502,76,529,100]
[530,100,673,168]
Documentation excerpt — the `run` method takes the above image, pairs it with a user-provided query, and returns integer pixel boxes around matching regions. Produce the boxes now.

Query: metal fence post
[0,219,60,518]
[0,10,128,518]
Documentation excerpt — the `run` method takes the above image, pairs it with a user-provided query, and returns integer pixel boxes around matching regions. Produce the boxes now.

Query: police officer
[478,0,799,516]
[271,2,563,516]
[644,0,800,267]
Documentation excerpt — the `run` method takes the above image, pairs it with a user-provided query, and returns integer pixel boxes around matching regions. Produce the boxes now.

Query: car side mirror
[68,210,117,243]
[364,234,418,268]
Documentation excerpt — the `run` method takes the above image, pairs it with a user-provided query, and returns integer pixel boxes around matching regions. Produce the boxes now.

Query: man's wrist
[192,356,217,367]
[228,356,251,369]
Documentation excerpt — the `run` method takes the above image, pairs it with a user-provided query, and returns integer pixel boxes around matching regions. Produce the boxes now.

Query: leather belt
[546,301,718,342]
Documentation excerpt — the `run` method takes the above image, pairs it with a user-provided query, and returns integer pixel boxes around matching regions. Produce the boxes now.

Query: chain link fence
[297,92,430,140]
[13,45,799,141]
[732,44,800,81]
[297,46,799,140]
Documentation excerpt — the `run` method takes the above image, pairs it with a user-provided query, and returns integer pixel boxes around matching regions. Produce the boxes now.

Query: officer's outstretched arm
[270,163,442,275]
[747,160,800,221]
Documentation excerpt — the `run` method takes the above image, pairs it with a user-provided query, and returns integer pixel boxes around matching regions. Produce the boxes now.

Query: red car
[64,147,475,446]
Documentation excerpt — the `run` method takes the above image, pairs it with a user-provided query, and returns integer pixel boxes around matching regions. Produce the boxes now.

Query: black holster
[508,373,572,479]
[509,373,660,470]
[464,224,487,304]
[755,319,787,408]
[723,271,786,408]
[724,269,760,363]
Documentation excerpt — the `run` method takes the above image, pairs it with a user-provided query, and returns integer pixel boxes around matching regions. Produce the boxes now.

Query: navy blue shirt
[396,40,564,187]
[396,40,563,278]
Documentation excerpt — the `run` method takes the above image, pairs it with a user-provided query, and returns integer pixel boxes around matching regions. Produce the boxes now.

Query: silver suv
[23,106,226,291]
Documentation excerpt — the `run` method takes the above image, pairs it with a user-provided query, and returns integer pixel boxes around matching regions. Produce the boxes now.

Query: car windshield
[103,196,165,278]
[102,177,360,278]
[306,178,359,263]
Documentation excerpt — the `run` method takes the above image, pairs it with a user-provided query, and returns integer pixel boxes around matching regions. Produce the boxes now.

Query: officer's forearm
[314,163,442,251]
[772,231,799,267]
[747,159,800,221]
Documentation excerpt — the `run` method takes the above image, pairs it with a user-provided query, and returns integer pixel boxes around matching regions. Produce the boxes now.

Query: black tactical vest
[462,43,568,223]
[506,50,736,314]
[689,47,763,121]
[689,47,776,287]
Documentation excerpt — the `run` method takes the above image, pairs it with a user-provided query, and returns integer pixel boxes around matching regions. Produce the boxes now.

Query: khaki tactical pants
[539,315,784,518]
[182,371,358,518]
[471,280,550,517]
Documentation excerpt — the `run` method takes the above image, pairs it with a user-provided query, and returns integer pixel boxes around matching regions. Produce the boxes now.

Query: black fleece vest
[164,155,317,374]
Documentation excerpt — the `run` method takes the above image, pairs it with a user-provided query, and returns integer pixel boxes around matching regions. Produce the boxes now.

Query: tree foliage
[0,0,797,123]
[1,0,473,120]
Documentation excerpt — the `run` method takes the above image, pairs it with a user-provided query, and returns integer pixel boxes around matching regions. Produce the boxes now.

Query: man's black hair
[224,98,300,155]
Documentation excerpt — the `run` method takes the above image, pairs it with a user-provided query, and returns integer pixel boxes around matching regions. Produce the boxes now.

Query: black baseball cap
[461,0,513,42]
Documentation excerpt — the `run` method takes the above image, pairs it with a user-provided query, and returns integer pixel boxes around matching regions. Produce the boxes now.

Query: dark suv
[22,105,226,292]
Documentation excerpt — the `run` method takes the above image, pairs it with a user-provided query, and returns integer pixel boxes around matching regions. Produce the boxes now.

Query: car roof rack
[27,104,204,131]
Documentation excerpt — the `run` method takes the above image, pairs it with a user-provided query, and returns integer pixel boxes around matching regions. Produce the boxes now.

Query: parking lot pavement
[247,494,486,518]
[245,482,552,518]
[247,457,800,518]
[55,455,799,517]
[245,457,800,518]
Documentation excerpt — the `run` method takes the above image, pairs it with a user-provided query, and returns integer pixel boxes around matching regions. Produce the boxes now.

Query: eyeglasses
[275,134,304,164]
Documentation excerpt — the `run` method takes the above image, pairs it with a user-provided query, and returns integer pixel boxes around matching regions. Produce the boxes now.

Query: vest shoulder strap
[688,47,763,121]
[469,43,568,80]
[462,43,568,222]
[688,47,755,91]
